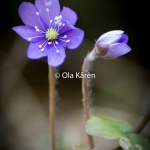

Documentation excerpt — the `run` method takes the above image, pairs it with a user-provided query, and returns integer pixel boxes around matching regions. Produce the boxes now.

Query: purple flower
[12,0,84,67]
[95,30,131,58]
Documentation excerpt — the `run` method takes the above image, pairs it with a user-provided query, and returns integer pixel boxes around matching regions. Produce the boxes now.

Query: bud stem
[82,56,94,150]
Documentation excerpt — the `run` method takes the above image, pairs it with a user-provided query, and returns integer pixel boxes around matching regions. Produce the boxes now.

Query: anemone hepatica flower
[95,30,131,58]
[12,0,84,67]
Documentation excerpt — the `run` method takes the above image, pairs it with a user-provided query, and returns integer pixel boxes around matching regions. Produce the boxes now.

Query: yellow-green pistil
[46,29,58,40]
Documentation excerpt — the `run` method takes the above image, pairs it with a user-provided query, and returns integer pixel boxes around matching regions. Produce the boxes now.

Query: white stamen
[58,22,62,26]
[55,16,59,21]
[34,26,46,33]
[35,26,40,32]
[54,15,62,25]
[58,15,62,20]
[58,38,70,43]
[55,41,58,44]
[38,39,49,51]
[59,35,67,39]
[48,42,52,44]
[46,8,49,12]
[47,20,53,29]
[36,11,46,31]
[46,8,52,28]
[40,43,47,51]
[49,20,53,28]
[53,42,60,53]
[55,20,60,25]
[58,23,65,31]
[41,48,44,51]
[36,12,39,16]
[39,45,42,48]
[64,35,67,38]
[28,34,45,41]
[28,38,32,41]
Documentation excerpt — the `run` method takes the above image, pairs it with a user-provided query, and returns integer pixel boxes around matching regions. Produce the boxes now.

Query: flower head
[12,0,84,67]
[94,30,131,59]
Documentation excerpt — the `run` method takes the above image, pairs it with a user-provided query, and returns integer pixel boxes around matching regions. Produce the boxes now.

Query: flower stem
[48,66,56,150]
[114,109,150,150]
[133,108,150,133]
[82,57,94,150]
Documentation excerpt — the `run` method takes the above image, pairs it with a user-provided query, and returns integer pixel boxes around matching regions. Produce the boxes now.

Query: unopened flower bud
[93,44,109,57]
[95,30,131,59]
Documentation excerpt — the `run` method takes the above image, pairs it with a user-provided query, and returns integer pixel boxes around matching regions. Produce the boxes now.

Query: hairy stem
[133,109,150,133]
[82,57,94,150]
[49,66,56,150]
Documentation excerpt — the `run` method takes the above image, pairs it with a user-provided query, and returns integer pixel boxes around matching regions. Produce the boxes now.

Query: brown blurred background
[0,0,150,150]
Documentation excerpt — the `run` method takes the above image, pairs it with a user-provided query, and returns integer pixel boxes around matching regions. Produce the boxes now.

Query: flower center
[46,29,58,40]
[29,10,70,53]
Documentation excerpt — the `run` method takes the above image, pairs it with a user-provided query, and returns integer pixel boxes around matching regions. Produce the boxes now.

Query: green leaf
[85,116,132,139]
[119,133,150,150]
